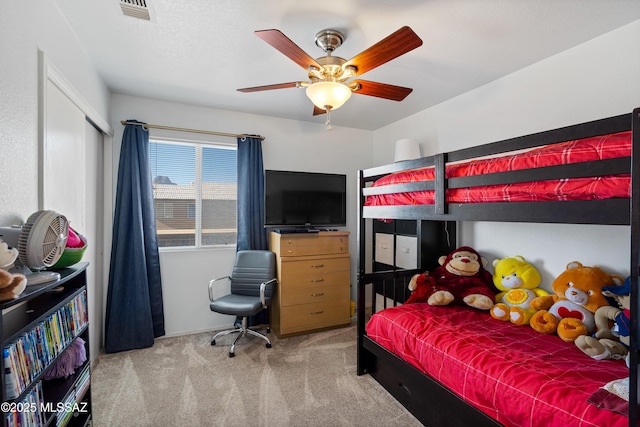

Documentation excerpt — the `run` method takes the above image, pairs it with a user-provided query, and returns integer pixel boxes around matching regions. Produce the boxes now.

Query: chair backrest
[230,250,276,297]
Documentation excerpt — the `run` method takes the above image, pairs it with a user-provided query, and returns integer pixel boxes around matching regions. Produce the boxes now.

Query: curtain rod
[120,120,265,141]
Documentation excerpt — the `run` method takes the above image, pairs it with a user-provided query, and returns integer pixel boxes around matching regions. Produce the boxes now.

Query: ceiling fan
[237,26,423,128]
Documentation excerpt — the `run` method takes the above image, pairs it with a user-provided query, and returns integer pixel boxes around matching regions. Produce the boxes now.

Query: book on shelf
[3,290,88,400]
[4,381,44,427]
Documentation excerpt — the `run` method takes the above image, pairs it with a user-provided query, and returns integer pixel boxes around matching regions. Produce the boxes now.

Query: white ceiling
[53,0,640,131]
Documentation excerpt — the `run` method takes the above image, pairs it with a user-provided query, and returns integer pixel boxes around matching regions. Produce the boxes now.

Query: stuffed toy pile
[490,256,548,326]
[575,277,631,362]
[406,246,496,310]
[529,261,623,342]
[0,239,26,302]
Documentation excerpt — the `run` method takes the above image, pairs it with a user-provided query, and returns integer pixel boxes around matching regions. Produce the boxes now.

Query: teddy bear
[0,268,27,302]
[489,256,549,326]
[529,261,623,343]
[406,246,497,310]
[575,277,630,361]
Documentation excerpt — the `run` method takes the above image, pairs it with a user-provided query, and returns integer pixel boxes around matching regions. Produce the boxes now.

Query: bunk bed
[356,108,640,427]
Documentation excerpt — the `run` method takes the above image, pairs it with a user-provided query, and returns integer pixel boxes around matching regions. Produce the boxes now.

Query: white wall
[110,94,373,336]
[373,20,640,289]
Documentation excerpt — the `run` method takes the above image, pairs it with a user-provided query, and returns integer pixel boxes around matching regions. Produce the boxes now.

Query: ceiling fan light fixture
[305,81,352,111]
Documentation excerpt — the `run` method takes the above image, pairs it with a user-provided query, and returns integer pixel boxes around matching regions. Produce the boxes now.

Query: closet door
[43,79,86,224]
[43,78,105,359]
[84,121,104,360]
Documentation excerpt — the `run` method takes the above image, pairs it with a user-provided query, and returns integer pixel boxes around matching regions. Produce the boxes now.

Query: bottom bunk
[356,273,631,427]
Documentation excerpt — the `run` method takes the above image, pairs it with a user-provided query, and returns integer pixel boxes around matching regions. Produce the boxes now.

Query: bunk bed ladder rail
[630,107,640,427]
[356,268,418,375]
[357,169,420,375]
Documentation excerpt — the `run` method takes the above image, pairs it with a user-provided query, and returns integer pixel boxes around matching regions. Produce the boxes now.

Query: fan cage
[18,210,69,269]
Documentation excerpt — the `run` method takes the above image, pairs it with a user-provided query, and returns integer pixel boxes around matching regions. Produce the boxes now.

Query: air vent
[120,0,150,20]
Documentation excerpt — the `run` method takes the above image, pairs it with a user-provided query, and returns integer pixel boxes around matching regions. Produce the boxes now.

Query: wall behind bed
[372,19,640,290]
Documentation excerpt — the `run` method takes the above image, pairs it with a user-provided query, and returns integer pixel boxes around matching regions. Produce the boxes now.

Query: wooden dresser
[269,231,351,337]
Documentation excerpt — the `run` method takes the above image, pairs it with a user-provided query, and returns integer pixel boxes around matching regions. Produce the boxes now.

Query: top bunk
[359,109,639,225]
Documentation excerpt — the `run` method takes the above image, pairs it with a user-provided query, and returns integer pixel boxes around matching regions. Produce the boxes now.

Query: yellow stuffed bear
[529,261,623,343]
[489,256,548,325]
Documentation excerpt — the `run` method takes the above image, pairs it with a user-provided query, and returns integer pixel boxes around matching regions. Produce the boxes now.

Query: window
[149,139,237,248]
[157,202,173,219]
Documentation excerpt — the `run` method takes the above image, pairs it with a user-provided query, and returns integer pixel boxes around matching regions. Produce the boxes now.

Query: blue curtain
[236,136,268,326]
[236,136,268,251]
[105,120,165,353]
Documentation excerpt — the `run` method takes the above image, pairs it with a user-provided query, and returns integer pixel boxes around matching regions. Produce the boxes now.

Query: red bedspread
[366,303,629,427]
[365,131,631,206]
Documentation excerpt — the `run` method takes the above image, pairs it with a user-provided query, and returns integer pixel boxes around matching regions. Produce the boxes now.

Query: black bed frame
[356,108,640,427]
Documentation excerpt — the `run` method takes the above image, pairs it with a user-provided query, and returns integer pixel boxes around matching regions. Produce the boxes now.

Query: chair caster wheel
[211,340,216,346]
[266,343,272,349]
[229,352,235,358]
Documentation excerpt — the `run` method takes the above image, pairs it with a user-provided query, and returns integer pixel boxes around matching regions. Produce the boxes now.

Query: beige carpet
[91,324,422,426]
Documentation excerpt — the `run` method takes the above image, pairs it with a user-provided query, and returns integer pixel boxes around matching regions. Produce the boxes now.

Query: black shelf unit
[370,219,455,306]
[1,263,91,427]
[372,219,455,273]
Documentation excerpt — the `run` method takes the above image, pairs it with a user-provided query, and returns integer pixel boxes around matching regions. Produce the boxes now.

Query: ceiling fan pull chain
[325,108,333,130]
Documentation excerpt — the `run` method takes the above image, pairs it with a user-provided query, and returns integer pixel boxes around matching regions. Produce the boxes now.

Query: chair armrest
[208,276,231,302]
[259,278,278,308]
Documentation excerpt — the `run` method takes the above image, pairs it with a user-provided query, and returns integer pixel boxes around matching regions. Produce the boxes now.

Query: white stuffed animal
[0,239,26,301]
[0,239,19,269]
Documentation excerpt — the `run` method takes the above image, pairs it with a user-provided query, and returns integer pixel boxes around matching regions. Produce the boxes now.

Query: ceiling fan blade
[312,105,326,116]
[344,26,423,76]
[255,29,323,70]
[237,82,301,92]
[352,80,413,101]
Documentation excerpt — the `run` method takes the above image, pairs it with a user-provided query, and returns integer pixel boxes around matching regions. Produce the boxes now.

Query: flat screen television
[264,170,347,228]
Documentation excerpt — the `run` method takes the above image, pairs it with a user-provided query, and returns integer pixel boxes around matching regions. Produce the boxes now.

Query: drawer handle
[310,264,325,269]
[381,244,389,249]
[310,279,325,283]
[310,310,324,315]
[310,292,325,297]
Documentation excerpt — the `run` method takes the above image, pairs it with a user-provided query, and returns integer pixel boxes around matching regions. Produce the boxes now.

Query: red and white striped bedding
[366,303,629,427]
[365,131,631,206]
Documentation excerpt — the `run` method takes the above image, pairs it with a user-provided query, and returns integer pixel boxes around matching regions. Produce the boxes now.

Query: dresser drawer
[276,234,349,256]
[280,255,349,280]
[280,269,349,292]
[278,300,350,335]
[280,283,349,306]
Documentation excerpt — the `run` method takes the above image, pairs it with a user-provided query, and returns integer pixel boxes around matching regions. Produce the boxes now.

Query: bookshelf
[1,263,91,427]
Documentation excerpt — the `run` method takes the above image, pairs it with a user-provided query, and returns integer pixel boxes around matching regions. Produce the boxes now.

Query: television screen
[264,170,347,228]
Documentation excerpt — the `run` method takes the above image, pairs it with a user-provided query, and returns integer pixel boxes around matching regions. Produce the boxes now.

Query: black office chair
[208,250,278,357]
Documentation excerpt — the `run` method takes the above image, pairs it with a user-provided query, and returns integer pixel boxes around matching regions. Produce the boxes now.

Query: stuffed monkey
[407,246,497,310]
